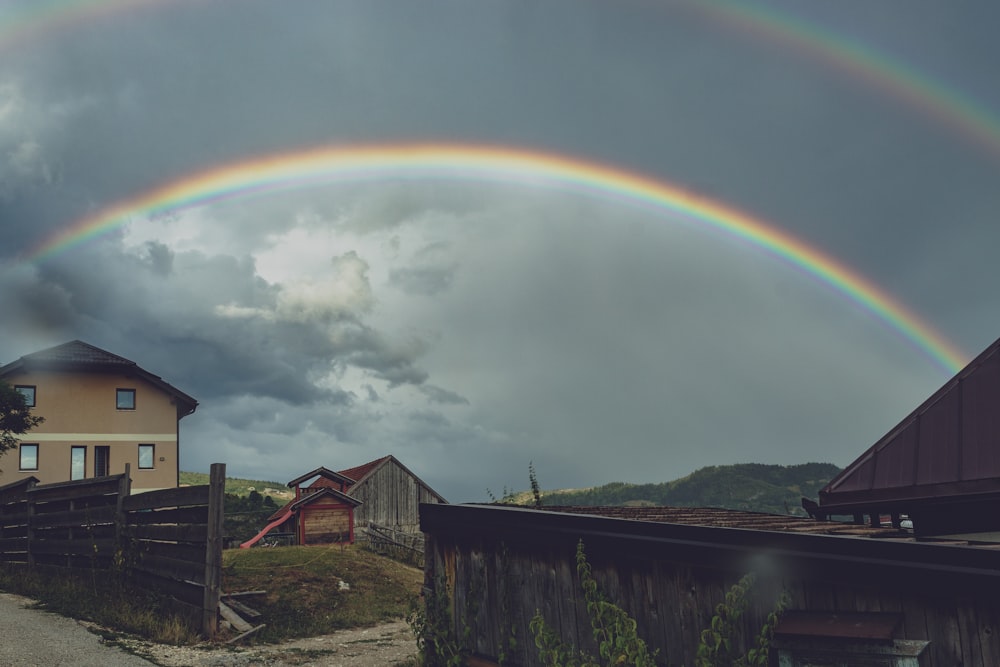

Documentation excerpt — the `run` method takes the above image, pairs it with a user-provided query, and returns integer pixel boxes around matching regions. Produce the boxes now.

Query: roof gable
[287,466,356,489]
[291,487,362,509]
[818,335,1000,523]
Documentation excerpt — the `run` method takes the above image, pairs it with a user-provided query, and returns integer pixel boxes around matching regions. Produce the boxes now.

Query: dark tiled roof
[18,340,136,367]
[0,340,198,416]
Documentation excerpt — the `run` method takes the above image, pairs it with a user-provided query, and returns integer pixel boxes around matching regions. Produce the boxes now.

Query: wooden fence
[0,463,225,636]
[363,521,424,565]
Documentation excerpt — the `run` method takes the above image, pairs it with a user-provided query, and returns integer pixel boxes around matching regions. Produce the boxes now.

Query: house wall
[423,506,1000,667]
[0,370,180,492]
[350,460,443,533]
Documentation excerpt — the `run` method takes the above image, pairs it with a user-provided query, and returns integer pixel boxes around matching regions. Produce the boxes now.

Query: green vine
[409,561,485,667]
[531,540,788,667]
[530,540,658,667]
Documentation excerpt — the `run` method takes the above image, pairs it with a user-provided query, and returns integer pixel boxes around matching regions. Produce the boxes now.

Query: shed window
[116,388,136,410]
[138,444,154,469]
[19,444,38,471]
[14,385,35,407]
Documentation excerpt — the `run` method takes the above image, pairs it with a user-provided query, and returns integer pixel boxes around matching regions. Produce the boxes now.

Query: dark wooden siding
[350,460,443,533]
[422,503,1000,667]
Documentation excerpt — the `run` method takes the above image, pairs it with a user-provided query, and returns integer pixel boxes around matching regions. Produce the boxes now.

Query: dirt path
[114,619,417,666]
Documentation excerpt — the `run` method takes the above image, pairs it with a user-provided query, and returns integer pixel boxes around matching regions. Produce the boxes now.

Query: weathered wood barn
[420,335,1000,666]
[244,455,445,548]
[337,455,446,534]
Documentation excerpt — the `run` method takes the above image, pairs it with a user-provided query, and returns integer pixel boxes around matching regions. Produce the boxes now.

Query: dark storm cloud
[2,1,999,500]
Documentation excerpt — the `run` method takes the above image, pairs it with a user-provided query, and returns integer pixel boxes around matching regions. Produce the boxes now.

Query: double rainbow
[25,143,969,375]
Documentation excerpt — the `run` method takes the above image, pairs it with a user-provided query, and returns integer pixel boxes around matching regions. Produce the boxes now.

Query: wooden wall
[350,460,442,533]
[301,504,352,544]
[426,531,1000,667]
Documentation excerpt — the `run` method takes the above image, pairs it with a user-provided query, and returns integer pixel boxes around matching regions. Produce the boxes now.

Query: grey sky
[2,1,999,501]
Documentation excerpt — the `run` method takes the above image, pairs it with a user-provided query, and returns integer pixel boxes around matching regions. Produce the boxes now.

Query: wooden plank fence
[363,521,424,565]
[0,463,225,637]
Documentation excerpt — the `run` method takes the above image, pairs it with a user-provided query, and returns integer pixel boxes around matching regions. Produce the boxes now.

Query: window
[138,444,154,469]
[19,444,38,471]
[15,385,36,407]
[116,388,136,410]
[94,445,110,477]
[71,446,86,481]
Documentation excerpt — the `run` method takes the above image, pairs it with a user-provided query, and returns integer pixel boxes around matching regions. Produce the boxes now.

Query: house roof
[337,454,447,503]
[0,340,198,418]
[816,334,1000,520]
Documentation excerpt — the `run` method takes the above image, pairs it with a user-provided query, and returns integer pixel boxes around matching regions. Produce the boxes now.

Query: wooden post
[115,464,131,557]
[202,462,225,637]
[25,478,37,568]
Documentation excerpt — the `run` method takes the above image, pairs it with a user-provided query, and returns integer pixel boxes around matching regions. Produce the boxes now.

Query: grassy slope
[222,544,423,642]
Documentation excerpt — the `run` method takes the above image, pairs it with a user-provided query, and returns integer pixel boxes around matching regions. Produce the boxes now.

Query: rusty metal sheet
[774,611,901,642]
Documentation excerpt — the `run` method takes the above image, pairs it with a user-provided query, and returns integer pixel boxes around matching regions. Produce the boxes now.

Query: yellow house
[0,340,198,492]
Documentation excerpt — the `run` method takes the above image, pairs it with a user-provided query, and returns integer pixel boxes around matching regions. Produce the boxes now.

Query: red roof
[336,456,391,488]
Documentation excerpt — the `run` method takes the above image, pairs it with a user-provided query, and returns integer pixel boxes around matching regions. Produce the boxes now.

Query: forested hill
[539,462,841,516]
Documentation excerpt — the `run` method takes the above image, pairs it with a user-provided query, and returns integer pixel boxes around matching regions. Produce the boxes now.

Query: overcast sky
[2,1,999,501]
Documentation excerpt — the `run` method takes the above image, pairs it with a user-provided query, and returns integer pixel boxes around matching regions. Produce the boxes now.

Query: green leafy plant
[0,381,44,458]
[530,540,658,667]
[695,572,790,667]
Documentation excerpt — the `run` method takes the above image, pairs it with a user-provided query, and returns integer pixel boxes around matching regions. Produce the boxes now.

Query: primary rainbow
[25,143,969,375]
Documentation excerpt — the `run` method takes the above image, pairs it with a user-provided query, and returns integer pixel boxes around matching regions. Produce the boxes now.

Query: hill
[179,470,293,500]
[531,462,841,516]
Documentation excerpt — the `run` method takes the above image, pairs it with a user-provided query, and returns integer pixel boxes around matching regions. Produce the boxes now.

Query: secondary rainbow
[5,1,999,162]
[690,1,1000,158]
[25,143,969,375]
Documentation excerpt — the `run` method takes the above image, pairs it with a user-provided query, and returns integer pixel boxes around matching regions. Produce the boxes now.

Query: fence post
[202,462,225,637]
[25,478,37,568]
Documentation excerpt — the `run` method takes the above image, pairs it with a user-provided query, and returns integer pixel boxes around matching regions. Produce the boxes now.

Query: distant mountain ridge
[532,462,841,516]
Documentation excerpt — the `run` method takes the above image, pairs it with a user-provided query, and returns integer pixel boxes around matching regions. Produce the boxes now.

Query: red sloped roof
[336,456,392,488]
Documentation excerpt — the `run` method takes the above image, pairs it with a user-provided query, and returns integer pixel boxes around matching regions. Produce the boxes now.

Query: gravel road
[0,592,417,666]
[0,593,155,666]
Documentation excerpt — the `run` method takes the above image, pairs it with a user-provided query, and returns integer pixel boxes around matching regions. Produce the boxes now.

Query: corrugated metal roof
[819,335,1000,516]
[539,505,908,539]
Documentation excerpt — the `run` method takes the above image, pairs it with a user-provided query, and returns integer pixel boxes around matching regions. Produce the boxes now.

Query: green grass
[0,563,201,645]
[222,544,424,642]
[0,544,423,647]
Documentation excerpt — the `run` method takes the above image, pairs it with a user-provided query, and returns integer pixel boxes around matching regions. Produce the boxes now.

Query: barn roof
[0,340,198,417]
[814,334,1000,533]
